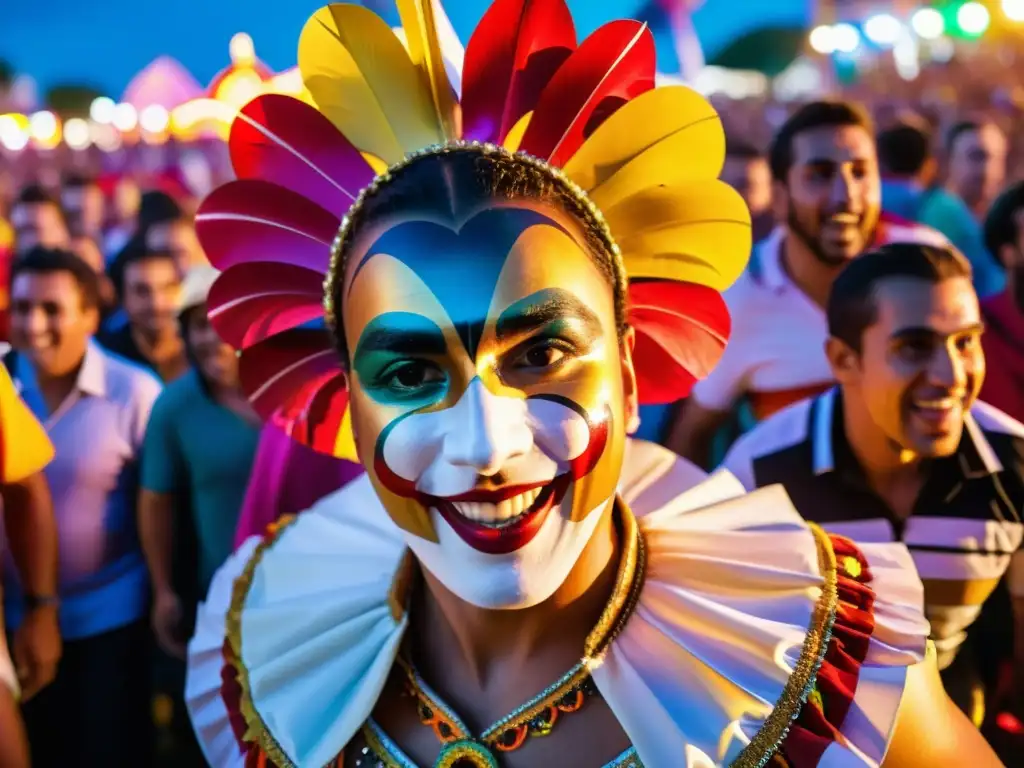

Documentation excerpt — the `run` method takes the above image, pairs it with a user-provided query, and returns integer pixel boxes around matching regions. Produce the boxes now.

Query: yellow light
[809,25,836,54]
[112,103,138,132]
[911,8,945,39]
[29,110,57,141]
[90,96,116,124]
[64,117,91,150]
[958,2,990,35]
[0,114,29,152]
[214,69,264,108]
[140,104,170,133]
[1004,0,1024,22]
[229,32,256,64]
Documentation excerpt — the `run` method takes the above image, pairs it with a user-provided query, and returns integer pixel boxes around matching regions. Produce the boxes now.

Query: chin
[406,496,611,610]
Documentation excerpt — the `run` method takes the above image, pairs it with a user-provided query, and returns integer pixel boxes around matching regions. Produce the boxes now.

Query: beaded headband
[195,0,752,460]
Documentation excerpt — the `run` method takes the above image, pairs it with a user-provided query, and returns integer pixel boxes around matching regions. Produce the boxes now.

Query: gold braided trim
[225,514,303,768]
[322,141,622,334]
[731,523,839,768]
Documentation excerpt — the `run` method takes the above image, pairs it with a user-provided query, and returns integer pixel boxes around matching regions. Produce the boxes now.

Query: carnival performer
[184,1,1001,765]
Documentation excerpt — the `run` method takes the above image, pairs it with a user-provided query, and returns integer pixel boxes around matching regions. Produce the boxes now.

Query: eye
[381,360,445,392]
[514,340,569,371]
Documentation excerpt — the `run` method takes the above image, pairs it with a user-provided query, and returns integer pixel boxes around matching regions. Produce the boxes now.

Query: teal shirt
[141,369,259,594]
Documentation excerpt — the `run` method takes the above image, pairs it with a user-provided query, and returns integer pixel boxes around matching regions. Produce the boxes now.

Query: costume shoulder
[185,474,408,767]
[596,441,931,768]
[185,441,929,768]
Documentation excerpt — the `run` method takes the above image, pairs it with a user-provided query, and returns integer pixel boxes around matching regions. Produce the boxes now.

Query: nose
[828,168,856,210]
[928,345,967,391]
[442,378,533,476]
[21,307,48,337]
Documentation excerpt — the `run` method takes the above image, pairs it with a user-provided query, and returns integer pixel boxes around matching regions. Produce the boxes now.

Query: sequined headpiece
[197,0,751,459]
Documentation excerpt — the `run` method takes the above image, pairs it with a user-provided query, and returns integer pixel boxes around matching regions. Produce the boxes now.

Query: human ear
[619,327,639,434]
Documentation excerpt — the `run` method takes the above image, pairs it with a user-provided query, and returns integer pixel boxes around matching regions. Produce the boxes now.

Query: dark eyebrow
[495,288,603,342]
[353,312,447,358]
[891,323,985,341]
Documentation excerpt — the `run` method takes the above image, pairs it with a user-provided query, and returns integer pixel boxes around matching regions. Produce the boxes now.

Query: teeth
[450,487,545,526]
[914,399,958,409]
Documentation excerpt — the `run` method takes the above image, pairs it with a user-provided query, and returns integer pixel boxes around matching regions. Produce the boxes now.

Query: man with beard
[182,3,997,765]
[979,180,1024,422]
[99,248,188,382]
[4,248,161,766]
[721,243,1024,729]
[667,101,946,468]
[945,120,1008,223]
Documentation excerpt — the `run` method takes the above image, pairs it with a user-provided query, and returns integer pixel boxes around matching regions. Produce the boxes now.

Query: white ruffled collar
[187,440,925,768]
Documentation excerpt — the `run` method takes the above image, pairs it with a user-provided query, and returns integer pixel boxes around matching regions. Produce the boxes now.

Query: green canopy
[707,25,807,77]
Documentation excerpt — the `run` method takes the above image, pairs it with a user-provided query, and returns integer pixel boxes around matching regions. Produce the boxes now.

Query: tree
[0,59,13,89]
[707,26,806,78]
[45,83,106,117]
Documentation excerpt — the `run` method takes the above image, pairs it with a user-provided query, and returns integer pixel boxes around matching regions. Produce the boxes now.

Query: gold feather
[298,4,444,165]
[396,0,459,139]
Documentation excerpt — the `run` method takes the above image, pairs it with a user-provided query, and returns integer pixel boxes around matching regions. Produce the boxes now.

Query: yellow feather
[360,152,389,176]
[562,87,725,209]
[334,405,359,462]
[298,4,443,165]
[502,112,533,153]
[605,181,751,291]
[396,0,459,139]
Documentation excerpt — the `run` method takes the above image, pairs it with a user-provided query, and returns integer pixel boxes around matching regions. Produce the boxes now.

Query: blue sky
[0,0,809,96]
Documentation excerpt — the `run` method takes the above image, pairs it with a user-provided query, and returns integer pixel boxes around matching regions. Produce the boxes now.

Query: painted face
[849,276,984,459]
[342,202,634,609]
[781,125,880,266]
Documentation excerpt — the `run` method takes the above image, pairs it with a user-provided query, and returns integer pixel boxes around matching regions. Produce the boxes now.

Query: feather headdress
[198,0,751,460]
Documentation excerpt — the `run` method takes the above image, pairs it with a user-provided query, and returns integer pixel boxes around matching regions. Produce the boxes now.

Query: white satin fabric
[185,439,928,768]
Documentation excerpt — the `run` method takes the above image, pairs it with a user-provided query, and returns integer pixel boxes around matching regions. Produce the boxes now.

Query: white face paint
[379,378,611,609]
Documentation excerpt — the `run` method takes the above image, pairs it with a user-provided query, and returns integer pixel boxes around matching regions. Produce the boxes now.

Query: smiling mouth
[432,475,571,555]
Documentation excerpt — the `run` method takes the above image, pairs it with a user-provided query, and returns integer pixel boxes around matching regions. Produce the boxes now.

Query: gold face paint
[342,201,627,559]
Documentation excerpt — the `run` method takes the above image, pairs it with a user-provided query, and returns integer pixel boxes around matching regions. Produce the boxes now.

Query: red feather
[461,0,576,144]
[628,281,731,404]
[518,19,656,167]
[196,180,339,274]
[230,94,375,219]
[207,262,325,350]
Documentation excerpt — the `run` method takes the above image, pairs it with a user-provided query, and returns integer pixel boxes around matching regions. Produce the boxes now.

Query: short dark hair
[983,180,1024,260]
[877,122,932,177]
[10,247,102,309]
[769,100,873,182]
[108,242,177,298]
[15,184,59,207]
[726,140,765,161]
[62,173,98,190]
[137,190,183,231]
[827,243,973,351]
[945,120,982,155]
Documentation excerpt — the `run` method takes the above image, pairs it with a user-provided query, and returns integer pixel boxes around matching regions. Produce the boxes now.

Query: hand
[152,590,186,659]
[12,605,61,702]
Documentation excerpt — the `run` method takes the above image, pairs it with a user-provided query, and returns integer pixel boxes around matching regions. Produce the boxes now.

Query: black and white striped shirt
[721,387,1024,669]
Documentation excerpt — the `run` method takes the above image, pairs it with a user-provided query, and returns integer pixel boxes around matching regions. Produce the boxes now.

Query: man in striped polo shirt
[666,100,947,467]
[721,243,1024,722]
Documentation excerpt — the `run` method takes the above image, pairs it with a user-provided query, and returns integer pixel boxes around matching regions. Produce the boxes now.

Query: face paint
[343,203,630,609]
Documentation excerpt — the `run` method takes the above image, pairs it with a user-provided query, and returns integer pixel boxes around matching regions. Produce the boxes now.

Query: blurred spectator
[234,423,363,547]
[667,100,943,467]
[139,265,259,658]
[136,190,183,236]
[69,238,118,322]
[60,174,104,242]
[980,181,1024,422]
[946,119,1008,221]
[9,187,69,256]
[0,364,60,768]
[878,119,1004,297]
[722,141,774,243]
[3,248,161,767]
[99,249,187,382]
[102,177,141,258]
[146,215,209,273]
[720,243,1024,721]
